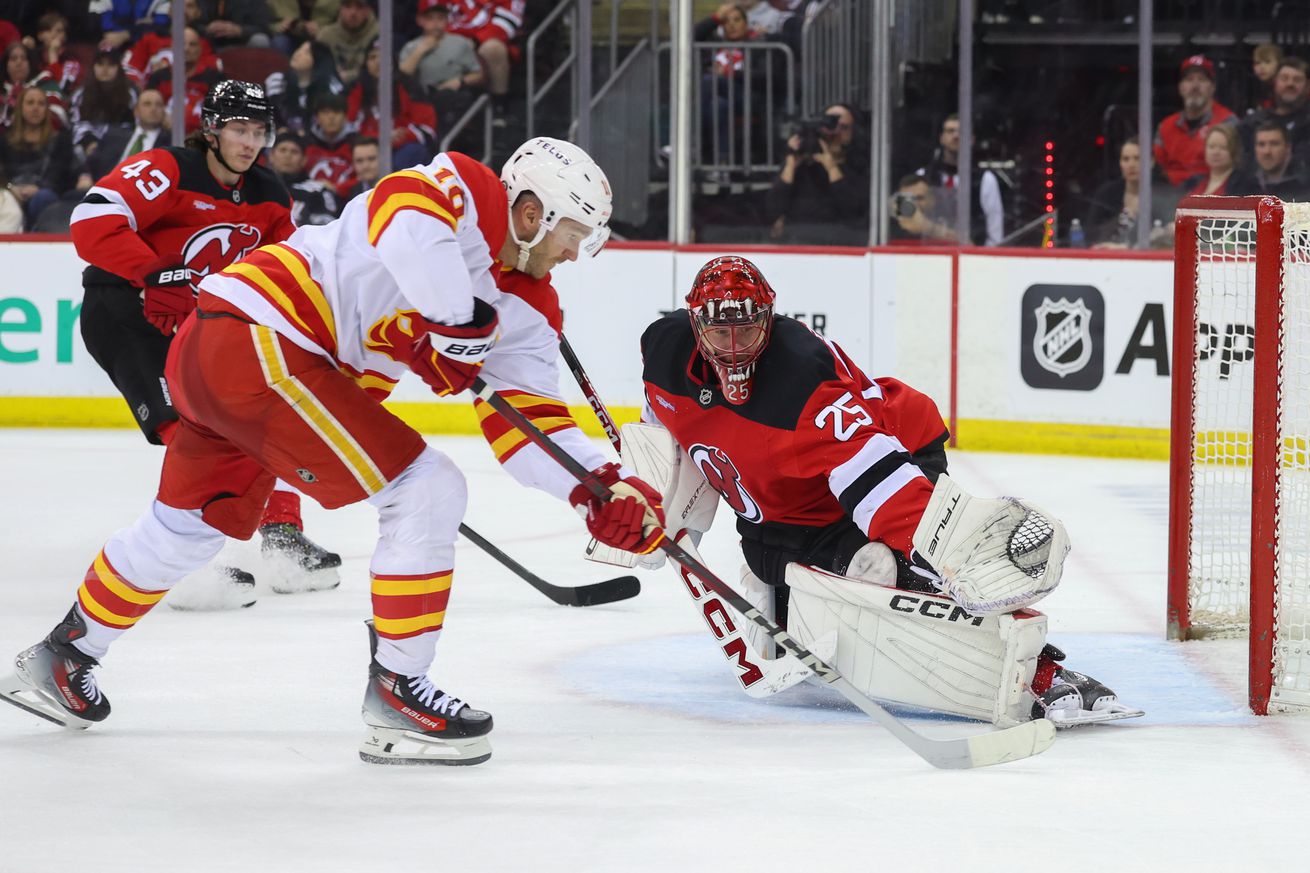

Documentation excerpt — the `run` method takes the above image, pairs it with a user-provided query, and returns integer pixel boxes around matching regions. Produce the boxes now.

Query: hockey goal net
[1170,195,1310,715]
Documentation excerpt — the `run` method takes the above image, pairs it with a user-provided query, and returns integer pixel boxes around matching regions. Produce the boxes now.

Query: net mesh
[1187,204,1310,711]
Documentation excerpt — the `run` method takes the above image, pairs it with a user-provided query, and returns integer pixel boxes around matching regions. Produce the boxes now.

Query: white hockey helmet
[500,137,613,269]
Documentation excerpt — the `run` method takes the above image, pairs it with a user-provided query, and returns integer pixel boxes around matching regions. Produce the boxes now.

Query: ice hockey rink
[1,429,1306,873]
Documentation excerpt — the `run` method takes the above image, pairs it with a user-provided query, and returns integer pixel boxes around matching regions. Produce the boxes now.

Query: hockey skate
[0,607,109,729]
[359,621,493,765]
[166,565,257,611]
[259,523,342,594]
[1030,644,1144,728]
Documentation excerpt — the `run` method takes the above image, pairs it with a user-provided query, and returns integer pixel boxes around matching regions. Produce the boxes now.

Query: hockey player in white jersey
[0,138,666,765]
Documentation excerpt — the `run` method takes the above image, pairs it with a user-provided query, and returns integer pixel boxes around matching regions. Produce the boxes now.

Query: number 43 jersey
[640,313,948,555]
[70,146,294,288]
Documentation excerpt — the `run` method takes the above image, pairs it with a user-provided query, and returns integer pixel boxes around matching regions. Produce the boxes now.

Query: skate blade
[0,672,94,730]
[1048,704,1145,729]
[359,725,492,766]
[263,554,342,595]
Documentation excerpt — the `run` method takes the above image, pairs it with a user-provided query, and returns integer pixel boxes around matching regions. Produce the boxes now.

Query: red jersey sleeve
[70,148,185,282]
[792,375,934,555]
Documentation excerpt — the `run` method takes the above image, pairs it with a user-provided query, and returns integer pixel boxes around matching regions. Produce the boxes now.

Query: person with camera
[767,103,868,245]
[888,175,958,244]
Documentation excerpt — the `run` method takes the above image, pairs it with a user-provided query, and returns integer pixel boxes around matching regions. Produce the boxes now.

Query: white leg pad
[785,563,1048,726]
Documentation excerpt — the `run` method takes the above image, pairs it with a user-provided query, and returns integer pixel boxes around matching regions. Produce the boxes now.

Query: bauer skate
[259,523,341,594]
[0,607,110,729]
[359,621,493,765]
[1030,644,1143,728]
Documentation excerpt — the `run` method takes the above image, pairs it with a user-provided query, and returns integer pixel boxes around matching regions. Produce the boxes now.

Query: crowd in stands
[0,0,528,234]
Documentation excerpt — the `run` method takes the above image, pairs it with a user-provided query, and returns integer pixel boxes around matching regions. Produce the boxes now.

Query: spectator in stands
[348,38,436,169]
[1241,57,1310,167]
[400,1,484,132]
[1242,120,1309,200]
[0,167,22,233]
[32,12,80,94]
[70,50,137,158]
[303,91,356,196]
[768,102,868,245]
[99,1,170,51]
[269,0,343,49]
[444,1,526,125]
[1086,137,1141,248]
[1250,43,1282,113]
[85,88,165,179]
[266,38,345,135]
[1184,124,1248,196]
[696,3,767,167]
[191,0,272,50]
[316,0,379,85]
[1154,55,1235,188]
[343,134,382,199]
[887,173,956,244]
[2,41,68,128]
[269,130,341,225]
[0,22,19,58]
[146,27,223,134]
[0,85,87,230]
[916,113,1004,245]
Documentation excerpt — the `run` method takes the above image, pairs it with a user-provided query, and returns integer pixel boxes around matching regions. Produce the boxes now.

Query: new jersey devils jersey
[70,146,294,291]
[640,313,947,555]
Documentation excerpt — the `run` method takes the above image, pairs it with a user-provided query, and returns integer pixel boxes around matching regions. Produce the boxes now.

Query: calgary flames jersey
[200,151,606,501]
[70,146,294,291]
[640,313,947,555]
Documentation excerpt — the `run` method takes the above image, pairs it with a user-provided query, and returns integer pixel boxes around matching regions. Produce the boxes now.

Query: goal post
[1169,195,1310,715]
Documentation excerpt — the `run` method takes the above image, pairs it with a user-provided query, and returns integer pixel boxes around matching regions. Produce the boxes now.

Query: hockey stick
[458,522,639,607]
[563,333,830,696]
[472,376,1056,769]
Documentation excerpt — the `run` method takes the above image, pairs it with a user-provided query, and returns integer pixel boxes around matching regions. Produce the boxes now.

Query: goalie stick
[472,376,1057,769]
[564,333,829,696]
[459,523,639,607]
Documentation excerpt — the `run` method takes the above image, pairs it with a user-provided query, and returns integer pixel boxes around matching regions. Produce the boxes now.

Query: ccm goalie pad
[586,422,719,568]
[785,564,1049,726]
[912,474,1069,615]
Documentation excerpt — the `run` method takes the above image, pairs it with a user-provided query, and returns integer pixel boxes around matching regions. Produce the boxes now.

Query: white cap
[501,137,613,262]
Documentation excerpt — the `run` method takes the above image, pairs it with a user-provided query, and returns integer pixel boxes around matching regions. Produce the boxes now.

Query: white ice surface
[1,430,1308,872]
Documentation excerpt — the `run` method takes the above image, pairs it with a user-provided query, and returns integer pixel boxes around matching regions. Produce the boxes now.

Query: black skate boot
[359,621,493,765]
[0,606,110,729]
[166,565,257,611]
[1030,643,1143,728]
[259,523,342,593]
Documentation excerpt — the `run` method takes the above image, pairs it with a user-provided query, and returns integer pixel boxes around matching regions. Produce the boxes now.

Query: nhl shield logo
[1020,284,1104,391]
[1033,297,1092,377]
[698,387,713,407]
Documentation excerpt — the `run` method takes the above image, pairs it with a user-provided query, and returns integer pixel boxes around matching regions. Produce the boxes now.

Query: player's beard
[521,244,556,278]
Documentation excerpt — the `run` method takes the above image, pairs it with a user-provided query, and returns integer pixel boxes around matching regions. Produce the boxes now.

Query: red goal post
[1169,195,1310,715]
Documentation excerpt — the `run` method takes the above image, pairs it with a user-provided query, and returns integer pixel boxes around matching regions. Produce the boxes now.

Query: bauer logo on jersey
[1019,284,1105,391]
[688,444,762,523]
[182,223,263,292]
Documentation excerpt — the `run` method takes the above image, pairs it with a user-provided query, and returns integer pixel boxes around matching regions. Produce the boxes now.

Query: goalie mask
[686,256,776,406]
[501,137,613,271]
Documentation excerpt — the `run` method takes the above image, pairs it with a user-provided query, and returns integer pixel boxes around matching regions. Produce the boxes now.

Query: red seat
[216,46,288,88]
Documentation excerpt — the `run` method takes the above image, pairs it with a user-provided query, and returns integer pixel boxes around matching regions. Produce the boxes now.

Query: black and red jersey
[640,313,947,554]
[70,145,294,291]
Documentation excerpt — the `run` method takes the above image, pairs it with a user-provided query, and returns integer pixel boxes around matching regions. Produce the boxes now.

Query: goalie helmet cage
[1169,194,1310,715]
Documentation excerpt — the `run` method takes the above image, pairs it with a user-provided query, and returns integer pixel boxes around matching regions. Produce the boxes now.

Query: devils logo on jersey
[182,223,262,292]
[688,443,763,523]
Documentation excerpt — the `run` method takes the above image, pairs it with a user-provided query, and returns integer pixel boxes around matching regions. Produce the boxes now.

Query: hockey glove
[137,253,194,336]
[367,298,500,396]
[570,463,667,554]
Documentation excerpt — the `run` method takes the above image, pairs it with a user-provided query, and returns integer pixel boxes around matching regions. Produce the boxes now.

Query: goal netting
[1169,195,1310,715]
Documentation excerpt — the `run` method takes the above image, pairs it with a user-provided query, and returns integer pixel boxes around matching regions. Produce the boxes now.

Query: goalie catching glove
[137,253,194,336]
[366,298,500,396]
[570,463,667,554]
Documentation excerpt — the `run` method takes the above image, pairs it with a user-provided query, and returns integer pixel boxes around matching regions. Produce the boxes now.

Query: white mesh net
[1186,203,1310,712]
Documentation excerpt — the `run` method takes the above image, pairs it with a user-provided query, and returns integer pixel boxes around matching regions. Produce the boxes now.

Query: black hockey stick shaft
[560,334,621,452]
[457,523,638,607]
[470,375,1055,769]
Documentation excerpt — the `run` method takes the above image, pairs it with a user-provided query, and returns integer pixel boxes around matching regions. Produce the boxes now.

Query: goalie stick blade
[739,631,838,698]
[957,718,1057,769]
[564,575,641,606]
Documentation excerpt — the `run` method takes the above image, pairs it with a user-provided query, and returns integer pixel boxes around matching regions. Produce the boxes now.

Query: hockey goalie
[590,255,1142,729]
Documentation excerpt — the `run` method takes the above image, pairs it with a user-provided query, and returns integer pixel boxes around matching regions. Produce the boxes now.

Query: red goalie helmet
[686,255,776,405]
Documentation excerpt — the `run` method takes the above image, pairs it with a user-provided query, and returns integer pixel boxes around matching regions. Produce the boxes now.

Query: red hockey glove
[570,463,667,554]
[367,298,500,396]
[137,253,194,336]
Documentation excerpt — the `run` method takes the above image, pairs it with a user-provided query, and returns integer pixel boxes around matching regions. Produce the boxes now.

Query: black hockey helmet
[202,80,275,149]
